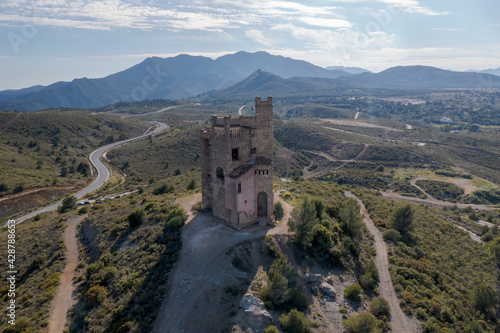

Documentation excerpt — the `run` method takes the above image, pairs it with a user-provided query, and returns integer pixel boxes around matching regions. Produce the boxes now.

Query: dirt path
[411,176,479,195]
[345,192,421,333]
[48,214,87,333]
[175,193,202,224]
[381,191,498,211]
[153,193,291,333]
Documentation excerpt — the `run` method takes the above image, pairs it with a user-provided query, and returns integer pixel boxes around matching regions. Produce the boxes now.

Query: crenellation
[200,96,274,229]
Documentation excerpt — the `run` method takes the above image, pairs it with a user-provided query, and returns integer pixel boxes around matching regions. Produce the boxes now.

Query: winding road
[11,121,168,223]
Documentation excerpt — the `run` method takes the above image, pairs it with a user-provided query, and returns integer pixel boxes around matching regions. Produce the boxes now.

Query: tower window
[237,183,242,193]
[216,167,224,179]
[250,147,256,154]
[232,148,239,161]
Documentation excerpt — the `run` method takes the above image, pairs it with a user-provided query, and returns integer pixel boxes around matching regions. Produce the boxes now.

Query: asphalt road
[11,121,167,223]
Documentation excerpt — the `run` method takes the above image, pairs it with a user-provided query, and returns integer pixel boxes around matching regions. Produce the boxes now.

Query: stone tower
[200,96,274,229]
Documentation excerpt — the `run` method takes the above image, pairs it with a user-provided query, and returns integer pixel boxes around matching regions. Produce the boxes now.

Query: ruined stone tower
[200,96,274,229]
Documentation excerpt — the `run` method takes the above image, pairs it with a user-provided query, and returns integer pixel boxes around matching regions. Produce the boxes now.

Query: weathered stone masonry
[200,96,274,230]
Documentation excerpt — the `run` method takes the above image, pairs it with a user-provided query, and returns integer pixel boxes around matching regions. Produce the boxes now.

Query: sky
[0,0,499,90]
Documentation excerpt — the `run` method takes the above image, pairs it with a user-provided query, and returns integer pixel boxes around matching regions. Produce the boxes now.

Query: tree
[128,209,145,228]
[0,182,8,193]
[274,201,284,221]
[340,198,364,238]
[186,179,196,190]
[390,204,414,235]
[288,198,319,247]
[343,313,378,333]
[311,197,325,219]
[279,309,312,333]
[473,284,498,314]
[58,195,77,213]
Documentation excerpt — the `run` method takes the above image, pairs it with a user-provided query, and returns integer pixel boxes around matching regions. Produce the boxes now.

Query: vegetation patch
[415,179,465,201]
[360,191,499,332]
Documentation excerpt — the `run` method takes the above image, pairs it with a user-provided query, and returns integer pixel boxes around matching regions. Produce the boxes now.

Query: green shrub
[279,309,312,333]
[165,206,187,231]
[343,313,378,333]
[369,297,390,317]
[128,208,145,228]
[383,228,401,242]
[344,283,362,302]
[265,326,279,333]
[78,206,89,214]
[153,183,174,195]
[85,285,108,306]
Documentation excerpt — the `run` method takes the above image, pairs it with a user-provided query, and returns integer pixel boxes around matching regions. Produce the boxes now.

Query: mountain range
[1,51,500,111]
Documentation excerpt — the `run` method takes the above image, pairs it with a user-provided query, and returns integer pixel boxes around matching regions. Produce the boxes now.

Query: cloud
[271,23,395,53]
[0,0,250,31]
[377,0,449,15]
[298,17,353,29]
[245,29,275,47]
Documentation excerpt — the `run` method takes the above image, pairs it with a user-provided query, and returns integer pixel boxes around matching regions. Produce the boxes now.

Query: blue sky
[0,0,499,90]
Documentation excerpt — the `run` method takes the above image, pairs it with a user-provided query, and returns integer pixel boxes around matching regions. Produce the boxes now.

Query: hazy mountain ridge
[1,52,500,111]
[0,51,349,111]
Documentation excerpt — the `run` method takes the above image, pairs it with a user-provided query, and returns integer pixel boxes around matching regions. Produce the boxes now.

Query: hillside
[199,70,351,101]
[0,111,148,218]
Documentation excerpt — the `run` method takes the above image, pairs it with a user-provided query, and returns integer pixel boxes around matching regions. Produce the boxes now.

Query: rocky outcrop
[306,273,323,283]
[240,294,274,324]
[320,282,337,297]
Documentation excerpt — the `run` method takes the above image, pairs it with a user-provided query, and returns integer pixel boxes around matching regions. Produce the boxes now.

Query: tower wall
[200,96,274,229]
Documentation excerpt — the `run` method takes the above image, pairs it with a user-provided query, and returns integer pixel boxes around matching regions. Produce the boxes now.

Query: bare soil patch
[0,186,77,218]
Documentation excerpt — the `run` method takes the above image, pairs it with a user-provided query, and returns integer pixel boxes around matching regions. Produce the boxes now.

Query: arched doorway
[257,192,267,218]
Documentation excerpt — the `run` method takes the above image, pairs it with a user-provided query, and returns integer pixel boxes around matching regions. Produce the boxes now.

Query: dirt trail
[381,191,498,211]
[345,192,421,333]
[175,193,202,224]
[48,214,87,333]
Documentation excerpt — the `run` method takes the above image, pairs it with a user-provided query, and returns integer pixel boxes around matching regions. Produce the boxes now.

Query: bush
[370,297,390,317]
[153,183,174,195]
[383,228,401,242]
[265,326,279,333]
[344,283,362,302]
[78,206,89,214]
[85,285,108,306]
[343,313,378,333]
[279,309,312,333]
[165,206,187,231]
[128,209,145,228]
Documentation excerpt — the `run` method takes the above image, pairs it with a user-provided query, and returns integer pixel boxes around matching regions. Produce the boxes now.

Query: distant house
[439,117,453,123]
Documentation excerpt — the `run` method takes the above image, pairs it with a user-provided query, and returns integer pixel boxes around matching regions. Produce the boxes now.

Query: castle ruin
[200,96,274,230]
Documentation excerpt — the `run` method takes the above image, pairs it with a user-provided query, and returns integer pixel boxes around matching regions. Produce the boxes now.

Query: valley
[1,54,500,333]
